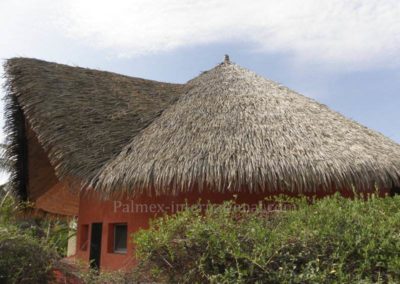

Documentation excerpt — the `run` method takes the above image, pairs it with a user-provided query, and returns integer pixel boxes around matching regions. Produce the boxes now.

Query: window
[80,224,89,251]
[113,224,127,253]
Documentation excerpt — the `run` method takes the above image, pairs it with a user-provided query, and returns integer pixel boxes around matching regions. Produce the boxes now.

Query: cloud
[1,0,400,70]
[59,0,400,69]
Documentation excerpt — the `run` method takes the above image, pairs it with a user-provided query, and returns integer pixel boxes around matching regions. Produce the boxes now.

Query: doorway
[391,186,400,196]
[89,223,103,269]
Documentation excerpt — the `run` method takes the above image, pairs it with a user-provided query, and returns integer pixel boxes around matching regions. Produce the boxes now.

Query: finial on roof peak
[224,54,230,64]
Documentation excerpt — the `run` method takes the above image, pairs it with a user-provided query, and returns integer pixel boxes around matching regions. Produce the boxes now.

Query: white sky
[1,0,399,69]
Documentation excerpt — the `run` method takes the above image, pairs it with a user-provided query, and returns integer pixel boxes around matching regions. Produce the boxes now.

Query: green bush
[133,194,400,283]
[0,191,65,283]
[0,226,58,284]
[77,267,141,284]
[28,217,73,257]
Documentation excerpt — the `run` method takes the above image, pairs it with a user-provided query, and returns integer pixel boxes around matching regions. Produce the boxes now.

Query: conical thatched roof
[4,57,400,201]
[92,59,400,195]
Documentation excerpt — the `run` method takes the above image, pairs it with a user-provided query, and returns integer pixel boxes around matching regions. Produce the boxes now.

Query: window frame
[113,223,128,254]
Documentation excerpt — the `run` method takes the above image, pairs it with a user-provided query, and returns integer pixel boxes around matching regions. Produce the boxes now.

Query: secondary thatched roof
[4,56,400,200]
[3,58,183,200]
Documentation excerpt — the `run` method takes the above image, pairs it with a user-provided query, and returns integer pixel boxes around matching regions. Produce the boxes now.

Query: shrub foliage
[134,194,400,283]
[0,227,57,283]
[0,191,61,284]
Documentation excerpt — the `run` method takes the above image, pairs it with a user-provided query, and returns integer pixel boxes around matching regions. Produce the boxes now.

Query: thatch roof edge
[2,75,29,199]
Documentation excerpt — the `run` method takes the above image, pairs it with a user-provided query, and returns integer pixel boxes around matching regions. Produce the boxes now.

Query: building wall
[75,187,389,271]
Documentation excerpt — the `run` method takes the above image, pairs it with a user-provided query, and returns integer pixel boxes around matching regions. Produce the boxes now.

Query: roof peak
[224,54,230,64]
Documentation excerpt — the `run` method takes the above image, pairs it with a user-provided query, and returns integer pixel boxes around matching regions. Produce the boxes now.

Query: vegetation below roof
[0,192,72,283]
[132,194,400,283]
[2,189,400,283]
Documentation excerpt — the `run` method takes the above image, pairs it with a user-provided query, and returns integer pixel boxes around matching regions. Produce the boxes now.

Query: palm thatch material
[3,58,183,200]
[3,57,400,201]
[93,60,400,196]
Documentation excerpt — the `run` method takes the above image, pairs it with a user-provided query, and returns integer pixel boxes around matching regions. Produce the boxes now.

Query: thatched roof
[92,59,400,195]
[3,58,183,205]
[4,57,400,202]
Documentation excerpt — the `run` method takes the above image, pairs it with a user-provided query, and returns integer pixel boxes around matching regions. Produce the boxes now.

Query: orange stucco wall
[75,187,389,271]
